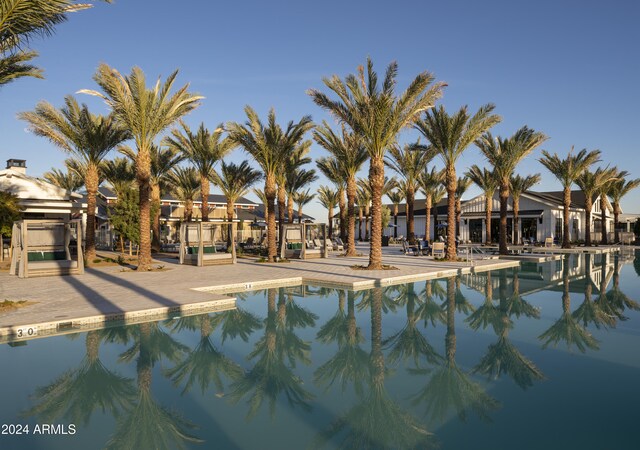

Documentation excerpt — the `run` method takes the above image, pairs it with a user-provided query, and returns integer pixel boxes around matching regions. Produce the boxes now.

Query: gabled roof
[99,186,258,206]
[0,168,81,200]
[524,190,588,209]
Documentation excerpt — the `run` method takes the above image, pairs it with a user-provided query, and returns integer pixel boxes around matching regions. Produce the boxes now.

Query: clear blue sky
[1,0,639,221]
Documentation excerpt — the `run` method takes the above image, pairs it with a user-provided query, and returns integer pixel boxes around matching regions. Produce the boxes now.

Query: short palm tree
[309,58,445,269]
[539,147,601,248]
[608,176,640,243]
[315,153,347,241]
[167,167,200,221]
[294,189,315,223]
[419,166,444,243]
[317,186,339,238]
[509,174,541,244]
[385,142,433,242]
[80,64,202,270]
[0,0,95,88]
[252,187,269,224]
[19,95,130,264]
[165,122,234,222]
[43,166,84,192]
[286,167,317,223]
[477,127,548,255]
[575,167,619,246]
[227,107,313,262]
[102,157,136,198]
[314,123,368,256]
[213,160,262,223]
[415,104,501,259]
[598,174,619,245]
[277,142,312,231]
[387,189,403,239]
[455,176,472,239]
[465,165,498,244]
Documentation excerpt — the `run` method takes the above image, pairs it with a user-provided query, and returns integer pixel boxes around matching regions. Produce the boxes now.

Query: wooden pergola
[179,221,237,266]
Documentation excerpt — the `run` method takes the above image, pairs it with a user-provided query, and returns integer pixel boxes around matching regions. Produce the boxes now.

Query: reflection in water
[13,253,640,449]
[412,277,500,423]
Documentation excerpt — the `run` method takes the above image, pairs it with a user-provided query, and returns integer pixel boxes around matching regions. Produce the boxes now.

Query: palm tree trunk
[346,178,357,256]
[227,201,235,248]
[425,197,432,243]
[601,197,608,244]
[446,167,457,260]
[614,202,621,244]
[393,204,398,239]
[585,197,593,246]
[407,186,415,243]
[201,176,210,222]
[433,202,439,242]
[499,182,509,255]
[151,183,162,253]
[298,205,303,223]
[278,183,286,244]
[513,198,520,245]
[85,163,99,266]
[370,287,384,385]
[485,193,492,244]
[338,187,346,242]
[287,194,294,223]
[358,206,363,241]
[266,177,278,262]
[137,148,152,270]
[185,200,193,222]
[562,187,571,248]
[365,205,370,241]
[445,277,456,365]
[367,157,384,270]
[455,198,462,242]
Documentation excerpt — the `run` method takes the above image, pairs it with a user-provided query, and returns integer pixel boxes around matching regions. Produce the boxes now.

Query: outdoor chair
[432,242,445,259]
[332,238,344,251]
[402,239,419,256]
[544,237,554,248]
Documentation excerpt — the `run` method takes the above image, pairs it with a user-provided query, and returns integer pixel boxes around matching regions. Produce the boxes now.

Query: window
[572,219,579,240]
[555,217,562,238]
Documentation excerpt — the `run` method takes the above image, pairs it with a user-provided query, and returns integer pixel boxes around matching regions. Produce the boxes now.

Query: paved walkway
[0,244,519,339]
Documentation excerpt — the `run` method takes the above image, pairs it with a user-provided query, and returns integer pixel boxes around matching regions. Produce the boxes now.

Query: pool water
[1,252,639,449]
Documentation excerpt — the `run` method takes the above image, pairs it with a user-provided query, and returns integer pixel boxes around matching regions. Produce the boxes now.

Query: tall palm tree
[227,107,313,262]
[509,173,541,244]
[294,188,315,223]
[309,58,445,269]
[387,189,403,239]
[415,104,501,259]
[0,0,95,88]
[286,167,317,223]
[165,122,234,222]
[167,167,200,221]
[477,127,548,254]
[419,167,444,243]
[213,160,262,223]
[465,165,497,244]
[80,64,202,270]
[314,123,368,256]
[385,143,433,242]
[455,176,472,240]
[317,185,339,238]
[576,167,619,246]
[43,166,84,192]
[608,176,640,243]
[19,96,130,265]
[539,147,601,248]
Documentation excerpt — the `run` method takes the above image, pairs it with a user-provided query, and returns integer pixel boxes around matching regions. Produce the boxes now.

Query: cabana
[10,219,84,278]
[280,223,328,260]
[179,222,236,266]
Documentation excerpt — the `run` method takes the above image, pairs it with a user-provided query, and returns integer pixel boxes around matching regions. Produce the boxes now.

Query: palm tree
[43,166,84,192]
[227,107,313,262]
[149,146,183,251]
[608,176,640,243]
[465,165,497,244]
[415,105,501,259]
[576,167,619,246]
[386,143,433,242]
[477,127,548,255]
[598,177,617,245]
[294,189,315,223]
[314,123,368,256]
[539,147,601,248]
[455,176,472,240]
[80,64,202,270]
[165,122,234,222]
[317,185,339,238]
[278,142,312,232]
[356,180,371,241]
[419,167,444,243]
[0,0,95,88]
[309,58,445,269]
[286,168,317,223]
[167,167,200,221]
[316,157,347,241]
[102,157,136,199]
[387,189,403,239]
[509,174,541,244]
[19,96,130,265]
[213,160,262,223]
[252,187,269,224]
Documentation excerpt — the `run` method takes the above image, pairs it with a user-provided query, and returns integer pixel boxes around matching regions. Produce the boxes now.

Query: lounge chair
[332,238,344,251]
[431,242,445,259]
[402,239,419,256]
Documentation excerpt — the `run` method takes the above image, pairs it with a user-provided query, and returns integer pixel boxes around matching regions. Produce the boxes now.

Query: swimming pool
[1,251,638,449]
